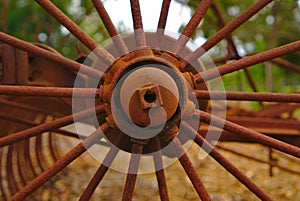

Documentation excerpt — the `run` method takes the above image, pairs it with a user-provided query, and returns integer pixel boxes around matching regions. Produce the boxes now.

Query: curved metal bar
[10,123,109,201]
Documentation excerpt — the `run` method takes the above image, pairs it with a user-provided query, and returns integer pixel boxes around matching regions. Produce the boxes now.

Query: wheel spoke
[0,105,104,148]
[157,0,171,31]
[173,138,211,201]
[173,0,213,54]
[79,146,119,201]
[34,0,114,65]
[151,137,169,201]
[182,0,273,69]
[130,0,147,48]
[0,86,100,98]
[193,40,300,84]
[91,0,128,55]
[182,122,274,201]
[193,110,300,158]
[10,123,109,201]
[155,0,171,48]
[0,32,103,79]
[122,140,144,201]
[0,113,93,141]
[194,90,300,102]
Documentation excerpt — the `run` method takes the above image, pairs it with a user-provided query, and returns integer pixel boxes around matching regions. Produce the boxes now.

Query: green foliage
[0,0,109,59]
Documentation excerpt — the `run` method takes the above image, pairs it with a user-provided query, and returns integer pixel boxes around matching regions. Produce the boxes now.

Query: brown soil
[30,139,300,201]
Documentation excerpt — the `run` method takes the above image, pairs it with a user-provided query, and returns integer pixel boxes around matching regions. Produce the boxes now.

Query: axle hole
[144,90,157,103]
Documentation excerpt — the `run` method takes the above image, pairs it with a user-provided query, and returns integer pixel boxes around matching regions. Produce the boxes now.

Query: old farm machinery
[0,0,300,200]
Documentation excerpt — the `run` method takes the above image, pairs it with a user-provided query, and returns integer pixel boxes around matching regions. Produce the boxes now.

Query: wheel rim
[0,0,300,200]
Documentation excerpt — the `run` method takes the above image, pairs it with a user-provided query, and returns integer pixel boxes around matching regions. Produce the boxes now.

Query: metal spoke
[151,137,169,201]
[157,0,171,31]
[193,110,300,158]
[182,0,273,69]
[193,40,300,84]
[182,122,273,201]
[10,123,109,201]
[0,113,90,141]
[172,0,213,54]
[0,32,102,79]
[173,138,211,201]
[122,140,144,201]
[194,90,300,102]
[79,147,119,201]
[91,0,128,55]
[0,86,100,98]
[130,0,147,48]
[155,0,172,48]
[34,0,114,65]
[0,105,104,148]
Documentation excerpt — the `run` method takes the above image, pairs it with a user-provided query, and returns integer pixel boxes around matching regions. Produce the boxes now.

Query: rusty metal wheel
[0,0,300,200]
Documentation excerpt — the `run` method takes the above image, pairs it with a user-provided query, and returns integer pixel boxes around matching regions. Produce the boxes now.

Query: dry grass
[29,139,300,201]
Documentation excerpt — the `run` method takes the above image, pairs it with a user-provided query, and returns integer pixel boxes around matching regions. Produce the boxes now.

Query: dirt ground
[29,139,300,201]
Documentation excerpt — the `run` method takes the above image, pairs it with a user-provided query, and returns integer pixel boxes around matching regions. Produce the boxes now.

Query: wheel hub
[99,48,193,152]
